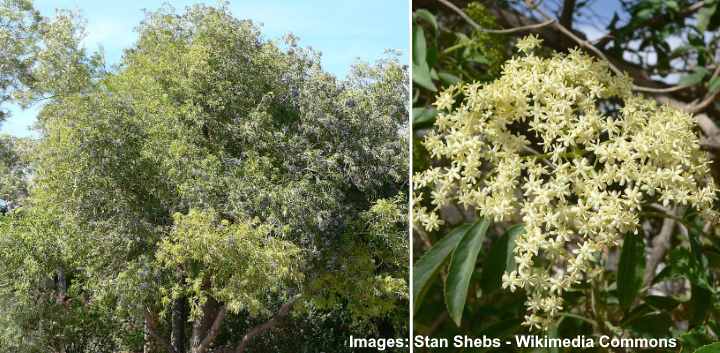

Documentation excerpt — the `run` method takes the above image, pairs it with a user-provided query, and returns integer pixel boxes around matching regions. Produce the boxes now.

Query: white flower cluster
[413,36,718,329]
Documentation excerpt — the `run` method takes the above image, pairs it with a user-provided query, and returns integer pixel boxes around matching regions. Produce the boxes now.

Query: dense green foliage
[0,2,408,352]
[412,1,720,352]
[0,134,31,209]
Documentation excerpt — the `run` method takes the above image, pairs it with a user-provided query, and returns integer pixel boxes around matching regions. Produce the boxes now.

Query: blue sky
[2,0,410,137]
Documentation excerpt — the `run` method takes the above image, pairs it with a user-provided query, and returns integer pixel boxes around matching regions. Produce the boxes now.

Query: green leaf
[689,284,712,327]
[669,248,713,291]
[692,342,720,353]
[698,1,719,32]
[620,303,655,326]
[708,77,720,95]
[479,224,523,294]
[413,9,438,33]
[445,218,491,326]
[680,67,711,86]
[412,62,437,91]
[438,71,460,86]
[644,295,680,311]
[681,328,716,353]
[636,8,655,22]
[412,107,438,127]
[617,234,645,311]
[628,312,673,337]
[412,26,427,66]
[468,52,490,65]
[413,224,472,313]
[426,42,438,68]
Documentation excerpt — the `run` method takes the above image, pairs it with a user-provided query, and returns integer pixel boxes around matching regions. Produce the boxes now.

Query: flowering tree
[0,2,408,352]
[413,1,720,351]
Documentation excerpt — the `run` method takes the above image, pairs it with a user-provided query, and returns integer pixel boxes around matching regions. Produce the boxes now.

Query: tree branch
[144,307,178,353]
[688,65,720,113]
[526,1,694,94]
[644,211,676,287]
[655,95,720,142]
[193,305,228,353]
[559,0,576,29]
[436,0,555,33]
[595,1,706,49]
[235,296,299,353]
[482,1,720,158]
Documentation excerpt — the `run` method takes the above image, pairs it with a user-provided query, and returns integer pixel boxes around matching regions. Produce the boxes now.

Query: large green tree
[412,1,720,352]
[0,2,408,352]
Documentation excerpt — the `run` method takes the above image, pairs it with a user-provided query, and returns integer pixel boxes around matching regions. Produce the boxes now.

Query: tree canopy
[0,2,408,352]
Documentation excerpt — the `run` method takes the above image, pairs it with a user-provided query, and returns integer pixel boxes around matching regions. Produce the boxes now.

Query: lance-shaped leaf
[618,233,646,311]
[413,223,471,313]
[480,224,524,294]
[445,218,490,326]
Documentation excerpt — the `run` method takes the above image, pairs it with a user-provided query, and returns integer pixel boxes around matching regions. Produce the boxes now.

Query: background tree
[0,2,408,352]
[0,134,31,211]
[412,1,720,352]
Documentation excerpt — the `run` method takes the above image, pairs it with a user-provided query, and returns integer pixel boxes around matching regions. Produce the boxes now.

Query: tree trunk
[235,297,298,353]
[56,268,67,353]
[171,296,188,353]
[192,304,227,353]
[144,316,154,353]
[191,297,220,349]
[55,267,67,304]
[145,307,178,353]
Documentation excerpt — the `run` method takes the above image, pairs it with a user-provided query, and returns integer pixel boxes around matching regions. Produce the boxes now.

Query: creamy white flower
[515,34,543,54]
[413,36,718,330]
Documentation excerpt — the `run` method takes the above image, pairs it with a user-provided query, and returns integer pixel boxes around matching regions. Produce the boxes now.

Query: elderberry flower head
[413,36,718,330]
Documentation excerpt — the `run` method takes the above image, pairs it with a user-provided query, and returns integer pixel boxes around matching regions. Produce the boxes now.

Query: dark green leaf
[680,67,711,86]
[468,52,490,65]
[445,218,491,326]
[426,43,438,68]
[698,1,719,32]
[412,62,437,92]
[628,312,673,338]
[479,225,523,294]
[608,12,620,31]
[708,77,720,95]
[710,5,720,31]
[438,71,460,86]
[645,295,680,311]
[617,234,645,311]
[669,248,713,290]
[636,8,655,21]
[621,303,655,325]
[689,284,712,327]
[412,107,438,127]
[692,342,720,353]
[680,327,715,352]
[413,224,472,313]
